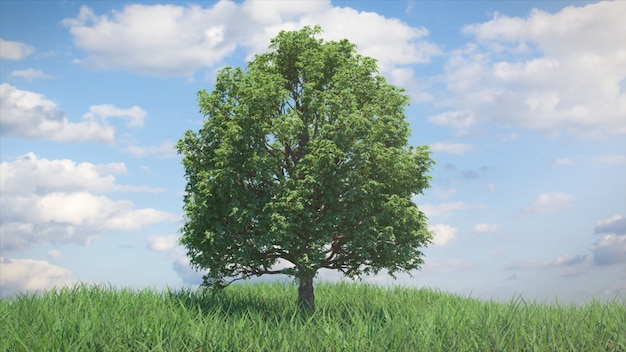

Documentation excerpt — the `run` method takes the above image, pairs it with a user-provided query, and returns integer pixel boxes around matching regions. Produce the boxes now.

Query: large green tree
[177,26,434,310]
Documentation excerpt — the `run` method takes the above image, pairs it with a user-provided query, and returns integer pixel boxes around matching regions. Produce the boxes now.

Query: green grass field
[1,282,624,351]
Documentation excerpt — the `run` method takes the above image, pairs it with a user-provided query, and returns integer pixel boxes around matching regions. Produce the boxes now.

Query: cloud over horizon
[0,257,76,297]
[0,153,179,251]
[506,253,589,277]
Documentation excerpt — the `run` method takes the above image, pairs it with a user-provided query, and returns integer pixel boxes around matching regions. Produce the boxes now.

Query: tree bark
[297,274,315,310]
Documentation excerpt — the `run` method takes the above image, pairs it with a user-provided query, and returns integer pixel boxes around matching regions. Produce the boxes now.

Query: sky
[0,0,624,304]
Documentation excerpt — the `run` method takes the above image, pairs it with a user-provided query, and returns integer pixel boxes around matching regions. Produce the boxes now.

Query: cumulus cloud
[420,201,485,218]
[0,84,114,142]
[428,111,476,130]
[595,214,626,235]
[83,104,146,127]
[429,224,457,246]
[429,142,473,155]
[123,141,177,158]
[387,67,434,102]
[63,3,240,76]
[434,1,626,138]
[0,38,34,60]
[62,1,440,78]
[242,2,441,71]
[11,68,53,80]
[37,192,174,230]
[1,192,179,251]
[46,250,63,260]
[0,152,162,195]
[0,257,76,297]
[590,235,626,266]
[0,153,179,251]
[147,235,179,252]
[240,0,330,25]
[506,253,589,276]
[521,192,575,215]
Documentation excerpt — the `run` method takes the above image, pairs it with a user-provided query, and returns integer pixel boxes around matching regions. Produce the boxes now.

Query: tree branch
[223,267,286,287]
[322,235,344,264]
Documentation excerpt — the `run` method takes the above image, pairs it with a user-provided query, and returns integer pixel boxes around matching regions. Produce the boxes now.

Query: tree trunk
[297,274,315,310]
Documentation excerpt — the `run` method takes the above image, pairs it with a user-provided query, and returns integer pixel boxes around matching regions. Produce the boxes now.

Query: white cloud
[1,192,179,251]
[465,2,624,57]
[240,0,330,26]
[62,2,440,77]
[387,67,434,101]
[429,142,473,155]
[438,1,626,138]
[0,257,76,297]
[148,235,179,252]
[387,67,414,89]
[521,192,575,215]
[11,68,53,80]
[473,223,498,233]
[552,253,587,267]
[429,224,457,246]
[0,84,114,142]
[589,235,626,266]
[428,111,476,130]
[0,153,179,251]
[420,201,484,218]
[593,154,626,165]
[595,214,626,234]
[84,104,146,127]
[506,253,589,276]
[123,141,177,158]
[46,250,63,260]
[0,38,34,60]
[243,3,441,71]
[0,152,162,195]
[36,192,175,230]
[62,3,241,76]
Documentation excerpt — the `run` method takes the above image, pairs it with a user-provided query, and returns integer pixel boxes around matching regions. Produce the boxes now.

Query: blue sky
[1,0,624,303]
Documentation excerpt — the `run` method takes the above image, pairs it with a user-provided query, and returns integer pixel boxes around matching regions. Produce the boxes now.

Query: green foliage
[2,283,624,351]
[176,25,434,290]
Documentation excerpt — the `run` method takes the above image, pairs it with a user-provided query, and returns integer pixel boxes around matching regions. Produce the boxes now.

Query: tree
[176,26,434,310]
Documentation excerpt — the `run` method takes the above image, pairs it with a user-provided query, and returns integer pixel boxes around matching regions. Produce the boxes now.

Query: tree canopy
[176,26,434,309]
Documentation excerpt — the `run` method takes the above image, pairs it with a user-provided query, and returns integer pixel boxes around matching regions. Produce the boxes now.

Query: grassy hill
[2,282,624,351]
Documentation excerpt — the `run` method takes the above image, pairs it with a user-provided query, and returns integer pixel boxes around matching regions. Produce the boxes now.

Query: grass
[1,282,624,351]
